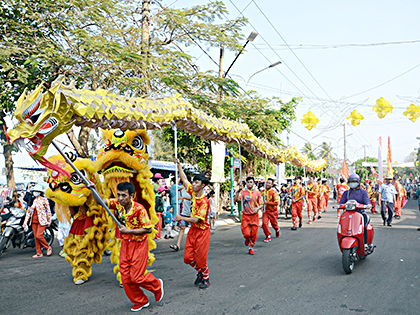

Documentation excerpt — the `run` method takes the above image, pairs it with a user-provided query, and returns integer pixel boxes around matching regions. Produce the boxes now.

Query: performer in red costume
[306,176,319,224]
[261,178,280,243]
[290,177,306,230]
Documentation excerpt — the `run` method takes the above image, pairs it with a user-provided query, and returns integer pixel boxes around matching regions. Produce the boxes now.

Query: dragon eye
[60,183,72,193]
[132,136,144,150]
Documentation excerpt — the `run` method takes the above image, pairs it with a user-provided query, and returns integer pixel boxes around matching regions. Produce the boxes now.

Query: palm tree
[301,142,313,155]
[318,142,334,161]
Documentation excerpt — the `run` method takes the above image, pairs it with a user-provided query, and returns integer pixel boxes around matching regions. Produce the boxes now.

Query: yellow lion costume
[93,129,158,284]
[45,155,110,284]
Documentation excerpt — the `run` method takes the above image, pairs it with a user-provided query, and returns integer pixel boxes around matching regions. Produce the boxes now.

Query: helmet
[347,174,360,189]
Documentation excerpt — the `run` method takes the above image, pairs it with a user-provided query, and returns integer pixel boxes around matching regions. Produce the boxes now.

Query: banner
[276,163,286,184]
[378,137,383,183]
[387,136,393,176]
[0,187,14,202]
[340,159,349,179]
[210,141,225,183]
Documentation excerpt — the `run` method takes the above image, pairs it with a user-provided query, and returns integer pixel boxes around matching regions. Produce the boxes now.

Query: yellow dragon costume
[93,129,158,284]
[45,154,110,284]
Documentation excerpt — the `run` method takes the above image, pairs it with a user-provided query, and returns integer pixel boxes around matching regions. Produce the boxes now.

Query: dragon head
[8,81,74,161]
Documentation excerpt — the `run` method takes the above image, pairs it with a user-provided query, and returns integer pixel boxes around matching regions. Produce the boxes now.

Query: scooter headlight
[345,203,356,211]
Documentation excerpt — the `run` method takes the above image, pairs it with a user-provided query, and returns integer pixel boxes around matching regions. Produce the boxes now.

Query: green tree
[301,142,313,156]
[351,157,378,181]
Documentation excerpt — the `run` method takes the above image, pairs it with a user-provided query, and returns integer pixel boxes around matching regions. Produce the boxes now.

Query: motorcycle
[337,200,375,274]
[0,202,58,257]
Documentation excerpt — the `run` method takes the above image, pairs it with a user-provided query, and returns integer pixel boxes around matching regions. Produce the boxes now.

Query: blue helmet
[348,174,360,183]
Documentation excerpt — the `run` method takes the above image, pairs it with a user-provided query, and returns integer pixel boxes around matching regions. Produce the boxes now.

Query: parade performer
[318,179,330,216]
[316,178,322,216]
[45,155,109,285]
[306,176,319,224]
[290,177,306,230]
[174,158,211,289]
[393,177,404,219]
[366,180,377,214]
[234,177,263,255]
[336,178,349,217]
[261,178,280,243]
[93,129,158,285]
[92,181,164,312]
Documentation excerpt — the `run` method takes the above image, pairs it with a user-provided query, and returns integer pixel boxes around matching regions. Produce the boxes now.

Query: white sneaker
[75,279,86,285]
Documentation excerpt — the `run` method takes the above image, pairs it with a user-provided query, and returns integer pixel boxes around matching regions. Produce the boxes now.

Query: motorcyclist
[338,174,372,248]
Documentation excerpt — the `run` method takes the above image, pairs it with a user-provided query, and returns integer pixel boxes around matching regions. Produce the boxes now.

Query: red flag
[387,136,393,176]
[341,159,349,179]
[369,163,378,178]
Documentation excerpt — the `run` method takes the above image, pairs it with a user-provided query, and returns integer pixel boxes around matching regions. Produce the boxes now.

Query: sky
[1,0,420,182]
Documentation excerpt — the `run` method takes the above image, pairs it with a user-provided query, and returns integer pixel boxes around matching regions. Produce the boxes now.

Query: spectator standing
[208,191,216,230]
[163,206,174,239]
[170,182,192,251]
[378,175,397,227]
[22,185,52,258]
[153,173,164,194]
[154,187,166,239]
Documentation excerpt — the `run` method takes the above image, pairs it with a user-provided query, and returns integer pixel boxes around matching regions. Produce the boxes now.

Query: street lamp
[223,31,258,78]
[246,61,282,90]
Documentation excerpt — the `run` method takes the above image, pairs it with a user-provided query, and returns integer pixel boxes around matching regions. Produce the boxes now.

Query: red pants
[155,213,163,239]
[370,199,376,213]
[120,239,161,305]
[262,210,279,237]
[307,198,318,219]
[291,200,303,227]
[32,223,49,255]
[241,213,259,247]
[318,197,326,214]
[395,199,402,216]
[184,227,211,280]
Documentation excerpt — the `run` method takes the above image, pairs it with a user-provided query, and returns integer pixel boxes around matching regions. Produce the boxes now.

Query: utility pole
[364,145,367,162]
[141,0,151,94]
[343,123,347,162]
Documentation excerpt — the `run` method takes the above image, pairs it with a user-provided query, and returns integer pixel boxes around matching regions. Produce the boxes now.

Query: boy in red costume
[306,176,319,224]
[234,177,263,255]
[174,158,211,289]
[261,178,280,243]
[318,179,330,217]
[336,178,349,218]
[92,182,164,312]
[290,176,306,230]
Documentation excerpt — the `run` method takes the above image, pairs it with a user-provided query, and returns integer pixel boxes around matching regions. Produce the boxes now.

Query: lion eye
[132,135,144,150]
[70,170,85,185]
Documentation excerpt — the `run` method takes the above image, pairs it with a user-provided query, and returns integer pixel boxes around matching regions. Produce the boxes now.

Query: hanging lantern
[403,104,420,122]
[372,97,393,119]
[301,111,320,130]
[346,110,364,126]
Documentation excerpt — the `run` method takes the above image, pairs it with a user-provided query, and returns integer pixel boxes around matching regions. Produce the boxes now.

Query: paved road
[1,200,420,315]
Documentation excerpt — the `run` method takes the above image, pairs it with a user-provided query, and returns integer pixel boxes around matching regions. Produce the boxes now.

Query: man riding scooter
[339,174,372,249]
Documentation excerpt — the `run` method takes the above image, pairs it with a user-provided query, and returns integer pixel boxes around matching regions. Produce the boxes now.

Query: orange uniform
[336,183,349,217]
[184,183,211,281]
[319,184,330,214]
[290,184,306,228]
[238,189,263,248]
[394,180,404,217]
[306,183,319,222]
[108,199,161,306]
[261,188,280,238]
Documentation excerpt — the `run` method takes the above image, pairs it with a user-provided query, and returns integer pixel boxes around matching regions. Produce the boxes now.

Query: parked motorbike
[0,203,57,257]
[337,200,375,274]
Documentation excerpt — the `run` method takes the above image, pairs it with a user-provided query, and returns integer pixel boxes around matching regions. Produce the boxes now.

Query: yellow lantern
[403,104,420,122]
[301,111,320,130]
[372,97,393,119]
[347,110,364,126]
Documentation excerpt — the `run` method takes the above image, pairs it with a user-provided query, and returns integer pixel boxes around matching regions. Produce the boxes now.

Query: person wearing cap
[22,185,52,258]
[153,173,164,194]
[378,175,397,227]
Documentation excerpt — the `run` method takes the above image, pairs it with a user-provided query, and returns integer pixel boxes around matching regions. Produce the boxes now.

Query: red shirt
[290,184,305,201]
[238,189,263,215]
[108,199,152,242]
[261,188,279,212]
[186,183,210,230]
[336,184,349,204]
[306,183,319,199]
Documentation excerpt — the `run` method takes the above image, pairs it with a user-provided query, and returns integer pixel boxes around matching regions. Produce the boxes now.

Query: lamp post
[246,61,282,90]
[223,31,258,78]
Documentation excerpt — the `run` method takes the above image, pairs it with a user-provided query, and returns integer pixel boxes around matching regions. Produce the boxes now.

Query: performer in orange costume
[290,176,306,230]
[261,178,280,243]
[316,178,322,216]
[174,158,211,289]
[318,179,330,216]
[366,180,377,214]
[393,177,404,219]
[336,177,349,218]
[234,176,263,255]
[306,176,319,224]
[92,181,163,312]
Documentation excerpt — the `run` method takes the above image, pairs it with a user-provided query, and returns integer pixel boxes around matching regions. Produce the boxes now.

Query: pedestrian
[91,181,164,312]
[22,185,52,258]
[174,158,211,289]
[208,190,216,230]
[306,176,319,224]
[290,177,306,230]
[169,179,180,219]
[234,177,263,255]
[378,175,397,227]
[261,178,280,243]
[336,178,349,217]
[170,180,192,251]
[163,206,174,239]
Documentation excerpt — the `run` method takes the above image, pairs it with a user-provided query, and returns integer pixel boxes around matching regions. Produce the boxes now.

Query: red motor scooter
[337,200,375,274]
